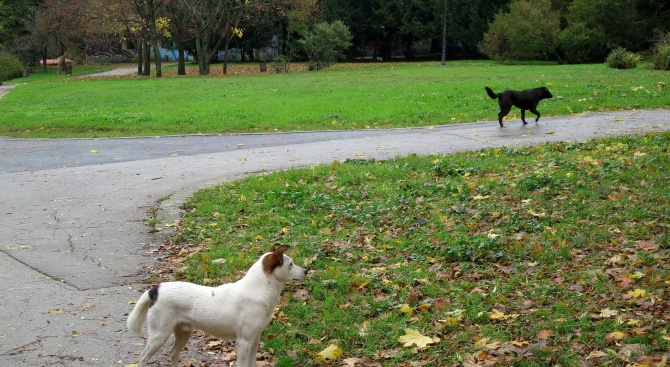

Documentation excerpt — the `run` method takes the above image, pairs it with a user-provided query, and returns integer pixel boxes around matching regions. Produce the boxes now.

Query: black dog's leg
[498,103,511,128]
[530,108,541,122]
[521,110,528,125]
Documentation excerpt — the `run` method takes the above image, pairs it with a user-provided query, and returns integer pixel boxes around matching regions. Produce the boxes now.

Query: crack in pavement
[1,110,669,366]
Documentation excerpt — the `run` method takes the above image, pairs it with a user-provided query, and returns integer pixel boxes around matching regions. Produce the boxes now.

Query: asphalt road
[1,97,669,365]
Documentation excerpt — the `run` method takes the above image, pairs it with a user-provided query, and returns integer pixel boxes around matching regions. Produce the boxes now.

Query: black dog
[485,86,553,127]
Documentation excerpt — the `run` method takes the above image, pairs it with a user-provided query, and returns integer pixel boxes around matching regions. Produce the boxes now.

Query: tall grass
[1,61,669,138]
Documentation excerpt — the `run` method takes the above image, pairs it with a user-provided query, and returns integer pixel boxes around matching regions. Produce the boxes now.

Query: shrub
[479,0,560,61]
[0,52,24,83]
[270,55,289,73]
[303,21,352,71]
[652,32,670,70]
[653,46,670,70]
[605,47,641,69]
[555,22,605,63]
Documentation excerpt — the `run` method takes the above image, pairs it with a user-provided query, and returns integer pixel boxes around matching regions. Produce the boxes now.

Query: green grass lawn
[1,61,669,138]
[164,132,670,367]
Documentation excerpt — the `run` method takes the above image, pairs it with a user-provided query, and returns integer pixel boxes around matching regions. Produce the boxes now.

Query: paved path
[1,88,669,366]
[0,84,16,99]
[82,66,137,77]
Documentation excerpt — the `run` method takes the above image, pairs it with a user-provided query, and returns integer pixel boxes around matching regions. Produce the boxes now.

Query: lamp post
[441,0,447,66]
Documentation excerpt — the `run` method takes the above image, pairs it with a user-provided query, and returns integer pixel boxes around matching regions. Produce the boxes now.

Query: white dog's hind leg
[169,324,193,367]
[138,328,171,367]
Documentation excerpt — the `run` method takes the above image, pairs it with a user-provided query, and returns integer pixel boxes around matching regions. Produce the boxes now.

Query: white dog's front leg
[235,336,260,367]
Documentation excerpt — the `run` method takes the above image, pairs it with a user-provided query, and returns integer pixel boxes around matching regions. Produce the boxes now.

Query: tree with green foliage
[0,0,44,49]
[479,0,560,61]
[0,1,4,36]
[442,0,509,57]
[319,0,509,60]
[318,0,400,60]
[276,0,319,61]
[556,0,639,63]
[398,0,440,60]
[230,0,276,62]
[303,20,352,70]
[635,0,670,44]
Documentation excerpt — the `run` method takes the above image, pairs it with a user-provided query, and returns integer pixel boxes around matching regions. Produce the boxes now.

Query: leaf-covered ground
[154,132,670,367]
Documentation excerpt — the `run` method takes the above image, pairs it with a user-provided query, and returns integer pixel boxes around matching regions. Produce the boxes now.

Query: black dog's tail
[485,87,499,99]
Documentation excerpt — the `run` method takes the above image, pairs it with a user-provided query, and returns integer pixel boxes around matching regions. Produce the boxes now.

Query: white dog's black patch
[148,284,159,302]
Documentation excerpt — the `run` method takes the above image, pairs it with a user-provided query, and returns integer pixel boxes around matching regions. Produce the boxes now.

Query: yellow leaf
[527,208,546,217]
[631,288,647,298]
[358,278,371,289]
[397,328,439,348]
[608,331,625,341]
[489,308,505,320]
[400,304,414,316]
[444,317,458,326]
[317,344,343,360]
[124,364,139,367]
[90,149,98,153]
[472,195,489,200]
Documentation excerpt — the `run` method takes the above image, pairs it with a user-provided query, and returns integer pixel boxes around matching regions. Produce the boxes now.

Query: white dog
[127,245,308,367]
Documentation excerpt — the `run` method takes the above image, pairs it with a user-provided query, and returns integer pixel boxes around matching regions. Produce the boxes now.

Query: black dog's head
[539,87,553,99]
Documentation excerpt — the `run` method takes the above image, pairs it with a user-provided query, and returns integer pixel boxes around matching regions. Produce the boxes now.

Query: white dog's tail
[127,289,153,336]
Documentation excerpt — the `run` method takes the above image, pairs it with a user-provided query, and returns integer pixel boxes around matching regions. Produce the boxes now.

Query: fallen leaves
[397,328,439,349]
[168,132,670,366]
[316,344,343,360]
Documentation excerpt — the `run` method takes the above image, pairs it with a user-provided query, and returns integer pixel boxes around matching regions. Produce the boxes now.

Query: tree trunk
[57,50,70,74]
[137,40,144,75]
[42,47,48,73]
[143,39,151,76]
[247,42,255,62]
[178,46,186,75]
[175,35,186,75]
[152,38,162,78]
[195,32,209,75]
[222,28,236,75]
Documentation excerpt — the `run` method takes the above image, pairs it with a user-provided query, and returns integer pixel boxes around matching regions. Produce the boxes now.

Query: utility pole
[441,0,447,66]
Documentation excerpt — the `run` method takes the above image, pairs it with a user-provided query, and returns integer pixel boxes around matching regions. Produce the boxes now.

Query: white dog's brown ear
[263,244,290,275]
